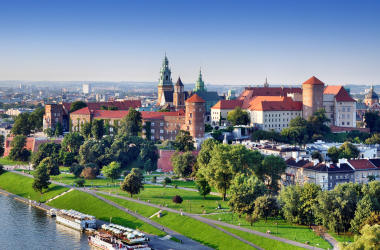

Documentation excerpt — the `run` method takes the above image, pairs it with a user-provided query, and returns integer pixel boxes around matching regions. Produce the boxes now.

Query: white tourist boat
[56,209,97,231]
[88,223,150,250]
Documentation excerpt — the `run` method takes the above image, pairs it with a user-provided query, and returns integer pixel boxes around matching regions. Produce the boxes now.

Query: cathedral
[157,55,222,113]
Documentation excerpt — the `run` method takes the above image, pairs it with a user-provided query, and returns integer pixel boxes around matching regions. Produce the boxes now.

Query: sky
[0,0,379,85]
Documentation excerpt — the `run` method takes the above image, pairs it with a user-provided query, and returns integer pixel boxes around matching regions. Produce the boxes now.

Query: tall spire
[264,77,269,87]
[158,54,172,86]
[194,68,206,92]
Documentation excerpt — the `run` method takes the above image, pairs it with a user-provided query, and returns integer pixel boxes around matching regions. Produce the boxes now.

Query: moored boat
[56,209,97,231]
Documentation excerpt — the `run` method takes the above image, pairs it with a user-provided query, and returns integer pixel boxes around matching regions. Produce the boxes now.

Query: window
[160,130,164,134]
[160,122,164,126]
[151,129,155,133]
[151,122,155,126]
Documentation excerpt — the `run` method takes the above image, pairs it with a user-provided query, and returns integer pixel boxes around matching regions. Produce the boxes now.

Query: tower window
[166,76,168,80]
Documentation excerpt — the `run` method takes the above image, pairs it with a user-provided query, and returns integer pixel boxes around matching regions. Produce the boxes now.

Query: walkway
[10,170,323,249]
[95,190,322,250]
[89,191,211,250]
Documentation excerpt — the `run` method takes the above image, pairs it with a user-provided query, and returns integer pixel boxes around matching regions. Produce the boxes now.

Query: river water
[0,194,90,250]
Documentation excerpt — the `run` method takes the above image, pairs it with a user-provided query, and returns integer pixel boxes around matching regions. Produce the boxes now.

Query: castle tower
[264,77,269,87]
[194,69,206,92]
[364,85,379,106]
[173,77,185,109]
[302,76,325,120]
[157,55,173,105]
[185,94,205,139]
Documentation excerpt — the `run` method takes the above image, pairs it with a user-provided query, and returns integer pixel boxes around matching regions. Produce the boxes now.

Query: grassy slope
[204,213,331,249]
[100,184,228,214]
[0,171,68,202]
[219,225,304,250]
[50,173,121,187]
[100,193,301,250]
[47,190,164,237]
[0,157,28,165]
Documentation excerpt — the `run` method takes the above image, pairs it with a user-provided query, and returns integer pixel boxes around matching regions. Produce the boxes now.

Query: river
[0,194,90,250]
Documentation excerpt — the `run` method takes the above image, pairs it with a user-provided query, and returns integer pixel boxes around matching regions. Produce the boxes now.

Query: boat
[88,223,151,250]
[56,209,97,231]
[88,233,151,250]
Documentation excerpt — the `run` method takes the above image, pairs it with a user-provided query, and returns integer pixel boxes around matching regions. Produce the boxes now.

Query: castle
[211,76,357,131]
[157,55,221,113]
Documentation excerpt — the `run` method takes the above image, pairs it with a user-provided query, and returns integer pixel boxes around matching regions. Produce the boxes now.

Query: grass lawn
[100,184,229,214]
[0,171,69,202]
[171,180,197,189]
[329,231,355,243]
[47,190,165,237]
[99,194,262,250]
[0,157,29,166]
[219,225,304,250]
[50,173,121,187]
[204,213,331,249]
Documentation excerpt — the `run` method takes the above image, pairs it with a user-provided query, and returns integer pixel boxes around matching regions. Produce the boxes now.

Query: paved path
[10,170,323,249]
[322,233,339,250]
[96,191,322,250]
[89,191,211,250]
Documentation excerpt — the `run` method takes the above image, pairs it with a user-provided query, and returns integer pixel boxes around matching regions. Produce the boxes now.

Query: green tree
[121,168,144,197]
[70,164,84,178]
[340,224,380,250]
[55,122,63,136]
[311,151,324,163]
[0,164,4,175]
[173,130,194,152]
[197,138,219,169]
[44,128,54,137]
[365,133,380,144]
[227,106,250,126]
[350,194,379,233]
[79,138,113,168]
[32,162,51,197]
[364,111,380,133]
[253,195,279,222]
[39,157,60,176]
[260,155,287,194]
[307,108,331,139]
[195,176,211,199]
[339,142,360,159]
[31,142,61,168]
[11,113,31,136]
[327,146,340,163]
[281,116,309,144]
[0,134,5,157]
[144,121,151,140]
[70,101,87,112]
[9,135,30,161]
[228,174,267,225]
[101,161,122,182]
[61,132,84,154]
[28,107,44,132]
[91,119,105,140]
[80,167,97,179]
[171,152,196,178]
[80,122,92,139]
[122,108,142,136]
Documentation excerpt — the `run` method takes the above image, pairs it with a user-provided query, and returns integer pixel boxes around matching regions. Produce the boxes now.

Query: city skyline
[0,0,379,85]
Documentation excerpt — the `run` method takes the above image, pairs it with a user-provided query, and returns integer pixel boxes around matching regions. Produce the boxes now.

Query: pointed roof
[186,94,205,103]
[175,77,184,86]
[302,76,325,85]
[324,86,356,102]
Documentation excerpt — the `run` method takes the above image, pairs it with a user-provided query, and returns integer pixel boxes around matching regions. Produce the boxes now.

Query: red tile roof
[64,100,141,114]
[248,96,302,111]
[186,94,206,103]
[302,76,325,85]
[324,86,356,102]
[211,100,243,110]
[89,110,185,120]
[238,87,301,109]
[348,159,377,170]
[71,107,91,115]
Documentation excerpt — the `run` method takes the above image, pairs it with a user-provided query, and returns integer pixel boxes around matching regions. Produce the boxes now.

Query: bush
[0,164,4,175]
[172,195,183,204]
[70,164,84,178]
[74,179,85,187]
[151,176,157,183]
[163,177,172,185]
[80,167,97,180]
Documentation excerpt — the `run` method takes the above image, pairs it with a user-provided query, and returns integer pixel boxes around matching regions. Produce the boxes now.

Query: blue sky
[0,0,379,85]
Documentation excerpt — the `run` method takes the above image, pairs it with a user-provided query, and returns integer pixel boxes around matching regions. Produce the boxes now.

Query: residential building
[210,99,243,126]
[348,159,380,184]
[83,83,91,95]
